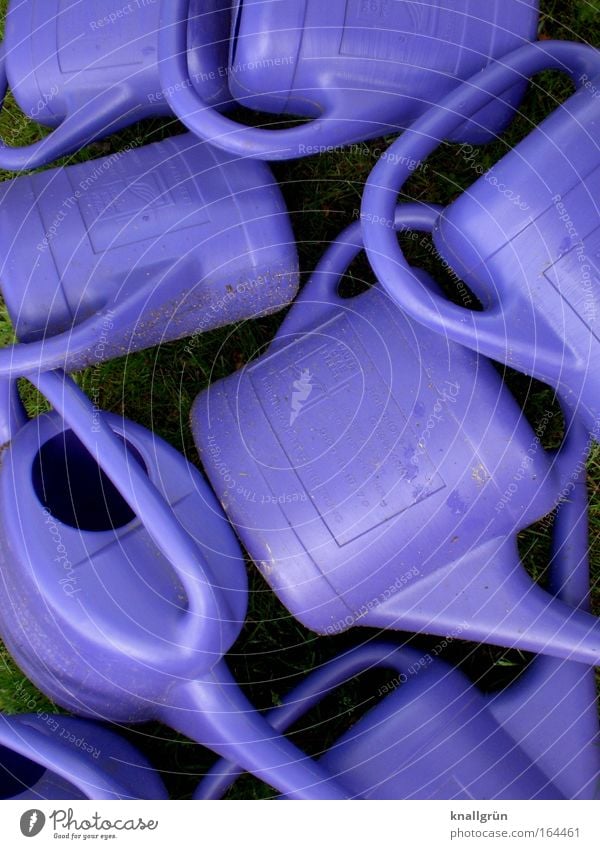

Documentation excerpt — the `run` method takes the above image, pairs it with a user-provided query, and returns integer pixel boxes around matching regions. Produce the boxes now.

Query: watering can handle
[0,42,134,171]
[361,40,600,367]
[27,370,229,662]
[194,642,432,799]
[158,0,353,160]
[272,202,442,346]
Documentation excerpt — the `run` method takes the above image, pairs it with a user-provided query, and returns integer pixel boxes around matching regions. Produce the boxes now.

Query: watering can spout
[161,661,349,800]
[548,477,592,611]
[0,62,136,172]
[362,536,600,666]
[485,471,600,800]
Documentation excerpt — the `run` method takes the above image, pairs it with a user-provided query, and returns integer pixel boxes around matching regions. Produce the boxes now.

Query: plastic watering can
[1,714,167,799]
[158,0,540,160]
[196,466,600,800]
[0,132,298,379]
[0,371,348,800]
[191,203,600,664]
[0,0,232,170]
[361,40,600,439]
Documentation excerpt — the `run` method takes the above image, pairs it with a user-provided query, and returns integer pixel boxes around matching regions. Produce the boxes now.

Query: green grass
[0,0,598,800]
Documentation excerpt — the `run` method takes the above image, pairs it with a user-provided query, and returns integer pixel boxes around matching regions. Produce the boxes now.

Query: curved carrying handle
[271,202,443,349]
[159,0,351,160]
[27,370,232,667]
[194,642,431,799]
[361,40,600,367]
[0,715,132,800]
[0,43,136,172]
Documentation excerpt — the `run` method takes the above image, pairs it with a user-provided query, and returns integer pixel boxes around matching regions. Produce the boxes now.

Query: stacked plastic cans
[0,0,598,801]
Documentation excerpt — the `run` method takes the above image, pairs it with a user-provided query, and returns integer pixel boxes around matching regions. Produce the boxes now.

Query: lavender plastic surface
[158,0,539,159]
[484,473,600,800]
[197,466,598,800]
[0,132,298,380]
[0,0,231,170]
[0,372,347,800]
[360,40,600,439]
[0,378,27,444]
[1,714,167,800]
[192,204,600,663]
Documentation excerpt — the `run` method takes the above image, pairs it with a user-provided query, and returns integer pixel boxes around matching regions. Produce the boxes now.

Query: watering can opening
[31,429,147,533]
[25,417,198,632]
[0,377,249,692]
[0,745,46,798]
[0,375,350,799]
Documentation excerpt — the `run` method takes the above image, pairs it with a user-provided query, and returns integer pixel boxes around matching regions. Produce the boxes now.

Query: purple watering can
[1,714,167,799]
[196,466,600,800]
[0,371,347,800]
[0,0,231,170]
[191,204,600,664]
[361,40,600,439]
[158,0,540,160]
[0,132,298,380]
